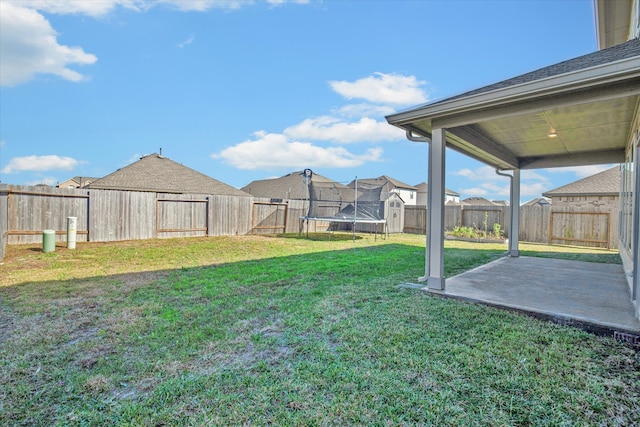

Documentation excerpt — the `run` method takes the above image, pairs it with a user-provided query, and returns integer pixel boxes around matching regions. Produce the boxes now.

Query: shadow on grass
[1,241,638,426]
[273,232,366,241]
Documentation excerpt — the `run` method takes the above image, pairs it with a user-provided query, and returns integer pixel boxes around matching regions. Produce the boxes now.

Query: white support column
[427,128,446,291]
[509,168,520,257]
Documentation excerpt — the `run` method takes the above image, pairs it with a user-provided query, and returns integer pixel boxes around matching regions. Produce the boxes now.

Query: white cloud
[0,2,98,86]
[212,131,383,170]
[545,164,614,179]
[267,0,310,6]
[459,187,488,197]
[284,116,403,143]
[159,0,309,12]
[329,72,428,105]
[460,183,509,198]
[3,0,311,86]
[453,165,507,182]
[125,153,146,165]
[455,166,551,184]
[177,33,195,48]
[26,176,58,186]
[333,103,396,118]
[8,0,145,17]
[520,182,552,197]
[158,0,246,12]
[1,155,80,173]
[8,0,308,15]
[455,165,555,199]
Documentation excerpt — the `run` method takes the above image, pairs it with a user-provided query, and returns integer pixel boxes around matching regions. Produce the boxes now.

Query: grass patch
[0,234,636,426]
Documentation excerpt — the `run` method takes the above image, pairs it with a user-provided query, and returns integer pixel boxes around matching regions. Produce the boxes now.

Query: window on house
[619,131,637,253]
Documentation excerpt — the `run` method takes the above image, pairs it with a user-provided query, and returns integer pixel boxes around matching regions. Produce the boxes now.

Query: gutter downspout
[495,168,520,257]
[406,130,433,282]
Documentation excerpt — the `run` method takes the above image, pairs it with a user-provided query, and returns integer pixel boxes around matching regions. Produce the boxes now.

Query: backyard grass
[0,234,637,426]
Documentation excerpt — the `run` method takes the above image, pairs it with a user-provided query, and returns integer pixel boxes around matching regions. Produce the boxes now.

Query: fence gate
[156,198,209,237]
[251,201,288,234]
[549,211,610,249]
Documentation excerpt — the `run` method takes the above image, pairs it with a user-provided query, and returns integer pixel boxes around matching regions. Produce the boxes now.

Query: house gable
[87,154,249,197]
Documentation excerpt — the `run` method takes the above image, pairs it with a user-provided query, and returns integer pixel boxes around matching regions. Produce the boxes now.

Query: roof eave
[386,55,640,129]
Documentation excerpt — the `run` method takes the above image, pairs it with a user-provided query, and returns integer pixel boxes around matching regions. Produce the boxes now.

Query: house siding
[619,98,640,319]
[395,188,416,206]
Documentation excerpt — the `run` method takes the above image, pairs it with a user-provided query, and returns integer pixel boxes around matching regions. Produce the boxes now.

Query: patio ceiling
[387,39,640,170]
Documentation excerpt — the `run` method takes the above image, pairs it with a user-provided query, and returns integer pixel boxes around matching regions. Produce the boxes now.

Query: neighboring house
[87,153,250,196]
[350,176,418,205]
[522,197,551,207]
[385,0,640,322]
[57,176,99,189]
[543,166,621,249]
[241,171,350,200]
[461,197,500,206]
[542,166,620,204]
[415,182,460,205]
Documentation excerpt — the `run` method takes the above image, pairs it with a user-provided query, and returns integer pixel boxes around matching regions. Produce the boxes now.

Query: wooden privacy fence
[404,203,618,249]
[0,184,308,260]
[0,184,619,261]
[404,205,511,236]
[251,201,289,235]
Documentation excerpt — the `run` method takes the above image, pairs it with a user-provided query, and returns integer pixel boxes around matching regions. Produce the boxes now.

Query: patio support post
[427,127,446,291]
[509,169,520,257]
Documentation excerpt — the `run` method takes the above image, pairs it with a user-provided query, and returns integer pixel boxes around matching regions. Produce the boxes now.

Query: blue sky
[0,0,613,203]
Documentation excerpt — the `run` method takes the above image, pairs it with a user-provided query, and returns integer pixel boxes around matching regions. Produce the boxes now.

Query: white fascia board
[387,55,640,127]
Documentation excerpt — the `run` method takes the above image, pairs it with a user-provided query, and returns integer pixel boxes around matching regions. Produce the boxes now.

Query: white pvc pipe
[67,216,77,249]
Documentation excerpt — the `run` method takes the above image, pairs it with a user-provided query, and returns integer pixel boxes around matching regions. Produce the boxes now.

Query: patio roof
[386,38,640,170]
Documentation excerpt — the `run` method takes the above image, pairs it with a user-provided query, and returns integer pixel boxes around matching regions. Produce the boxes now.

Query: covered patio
[387,37,640,329]
[430,256,640,335]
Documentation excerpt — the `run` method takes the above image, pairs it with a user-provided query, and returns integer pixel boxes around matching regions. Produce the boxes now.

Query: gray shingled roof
[87,154,250,196]
[522,197,551,207]
[351,175,417,191]
[241,171,348,200]
[436,38,640,105]
[461,197,500,206]
[58,176,99,188]
[542,166,620,197]
[414,182,460,197]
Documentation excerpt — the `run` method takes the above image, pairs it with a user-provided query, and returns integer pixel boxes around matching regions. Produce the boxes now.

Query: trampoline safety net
[305,179,386,223]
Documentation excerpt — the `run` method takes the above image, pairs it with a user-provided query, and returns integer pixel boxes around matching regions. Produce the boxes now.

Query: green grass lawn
[0,234,637,426]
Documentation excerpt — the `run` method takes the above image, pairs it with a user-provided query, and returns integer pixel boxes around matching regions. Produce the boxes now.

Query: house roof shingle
[542,166,620,197]
[87,154,249,196]
[242,171,348,200]
[434,37,640,105]
[386,38,640,171]
[414,182,460,196]
[351,175,417,191]
[57,176,99,188]
[461,197,500,206]
[522,197,551,207]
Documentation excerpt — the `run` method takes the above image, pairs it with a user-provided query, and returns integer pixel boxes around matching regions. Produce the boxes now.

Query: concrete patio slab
[426,256,640,335]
